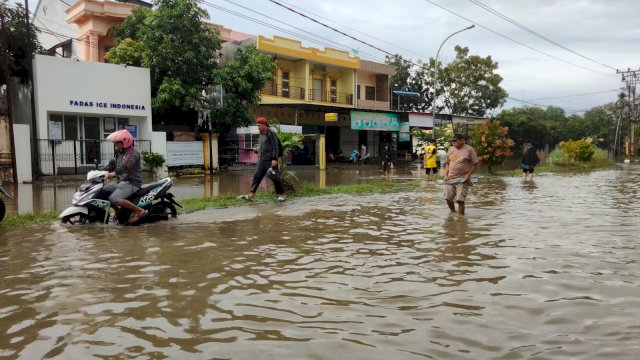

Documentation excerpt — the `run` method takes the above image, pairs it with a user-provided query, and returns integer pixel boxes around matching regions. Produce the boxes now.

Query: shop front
[32,55,153,175]
[348,111,400,159]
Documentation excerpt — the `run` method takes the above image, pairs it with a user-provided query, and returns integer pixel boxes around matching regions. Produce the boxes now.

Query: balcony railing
[261,83,305,100]
[261,83,353,105]
[310,89,353,105]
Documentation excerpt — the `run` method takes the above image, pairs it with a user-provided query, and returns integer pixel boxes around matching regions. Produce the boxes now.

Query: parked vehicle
[349,149,371,163]
[0,182,14,223]
[60,170,181,225]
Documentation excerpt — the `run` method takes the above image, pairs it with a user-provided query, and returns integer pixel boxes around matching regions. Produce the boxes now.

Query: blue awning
[393,90,420,96]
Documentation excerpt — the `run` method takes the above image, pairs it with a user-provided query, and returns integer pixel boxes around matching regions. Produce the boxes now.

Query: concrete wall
[14,124,32,183]
[151,132,168,178]
[33,0,78,57]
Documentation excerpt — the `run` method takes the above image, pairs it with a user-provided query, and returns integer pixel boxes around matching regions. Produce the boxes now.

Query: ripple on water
[1,169,640,358]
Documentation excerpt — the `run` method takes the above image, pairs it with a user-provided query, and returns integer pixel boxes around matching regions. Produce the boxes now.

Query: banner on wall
[167,141,204,167]
[350,111,400,131]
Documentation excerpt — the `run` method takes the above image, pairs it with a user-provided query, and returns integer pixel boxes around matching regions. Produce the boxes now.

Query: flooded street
[1,166,640,359]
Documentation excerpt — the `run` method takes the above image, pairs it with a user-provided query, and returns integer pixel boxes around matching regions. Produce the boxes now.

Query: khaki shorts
[444,183,470,203]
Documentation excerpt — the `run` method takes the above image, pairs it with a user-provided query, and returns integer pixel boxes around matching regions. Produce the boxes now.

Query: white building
[32,54,153,175]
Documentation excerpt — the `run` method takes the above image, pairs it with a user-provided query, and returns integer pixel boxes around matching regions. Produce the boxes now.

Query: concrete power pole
[617,68,640,162]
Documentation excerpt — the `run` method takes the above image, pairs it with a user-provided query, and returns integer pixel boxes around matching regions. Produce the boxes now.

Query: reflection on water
[1,166,640,358]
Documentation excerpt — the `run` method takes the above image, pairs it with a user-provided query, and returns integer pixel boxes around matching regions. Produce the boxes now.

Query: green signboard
[350,111,400,131]
[399,122,410,142]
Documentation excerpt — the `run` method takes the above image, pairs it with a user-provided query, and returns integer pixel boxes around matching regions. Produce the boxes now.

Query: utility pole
[617,68,640,162]
[1,11,18,184]
[24,0,39,176]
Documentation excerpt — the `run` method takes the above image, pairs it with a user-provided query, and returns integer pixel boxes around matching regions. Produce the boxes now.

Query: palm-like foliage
[270,121,304,166]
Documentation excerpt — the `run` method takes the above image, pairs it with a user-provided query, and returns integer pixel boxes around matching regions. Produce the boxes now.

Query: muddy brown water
[1,166,639,359]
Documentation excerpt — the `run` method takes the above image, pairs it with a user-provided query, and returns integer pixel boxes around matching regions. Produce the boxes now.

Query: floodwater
[0,164,417,214]
[1,165,640,359]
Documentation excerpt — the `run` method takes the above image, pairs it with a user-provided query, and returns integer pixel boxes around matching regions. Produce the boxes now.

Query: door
[82,116,101,165]
[313,79,323,101]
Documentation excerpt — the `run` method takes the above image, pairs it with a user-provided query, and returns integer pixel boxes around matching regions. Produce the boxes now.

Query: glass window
[365,86,376,101]
[282,71,290,98]
[64,115,78,140]
[117,118,128,130]
[104,117,115,132]
[357,85,361,100]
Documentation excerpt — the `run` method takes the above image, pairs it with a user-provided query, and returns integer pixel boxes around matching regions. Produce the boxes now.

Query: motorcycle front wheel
[61,213,88,225]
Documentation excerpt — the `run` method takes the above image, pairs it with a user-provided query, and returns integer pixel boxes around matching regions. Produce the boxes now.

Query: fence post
[50,140,56,176]
[74,140,78,174]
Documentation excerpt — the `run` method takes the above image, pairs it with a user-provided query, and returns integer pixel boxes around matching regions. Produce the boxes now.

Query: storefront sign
[325,113,338,121]
[350,111,400,131]
[408,113,434,128]
[399,122,411,142]
[452,116,486,125]
[68,100,146,111]
[167,141,204,167]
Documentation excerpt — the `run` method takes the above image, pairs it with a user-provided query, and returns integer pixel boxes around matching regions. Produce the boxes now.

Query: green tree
[498,106,552,149]
[439,46,508,116]
[470,119,514,174]
[0,1,43,84]
[385,54,411,90]
[211,45,275,132]
[106,0,221,113]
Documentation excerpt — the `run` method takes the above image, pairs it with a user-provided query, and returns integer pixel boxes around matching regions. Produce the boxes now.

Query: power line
[274,0,427,60]
[266,0,431,71]
[466,0,618,71]
[420,0,616,77]
[526,89,619,101]
[266,0,398,59]
[208,0,387,63]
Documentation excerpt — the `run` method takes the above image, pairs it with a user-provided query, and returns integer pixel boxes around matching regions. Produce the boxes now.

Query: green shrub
[177,167,205,176]
[278,169,299,193]
[547,144,613,168]
[142,152,166,172]
[559,139,595,161]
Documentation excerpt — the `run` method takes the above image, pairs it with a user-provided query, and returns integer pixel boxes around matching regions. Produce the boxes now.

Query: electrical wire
[526,89,619,101]
[420,0,616,77]
[274,0,427,60]
[207,0,387,64]
[466,0,618,71]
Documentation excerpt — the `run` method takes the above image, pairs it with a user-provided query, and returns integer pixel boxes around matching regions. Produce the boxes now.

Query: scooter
[59,170,181,225]
[349,149,371,164]
[0,181,14,223]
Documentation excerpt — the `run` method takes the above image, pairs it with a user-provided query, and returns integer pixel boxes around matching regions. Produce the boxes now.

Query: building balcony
[262,83,306,100]
[356,99,390,111]
[260,83,354,106]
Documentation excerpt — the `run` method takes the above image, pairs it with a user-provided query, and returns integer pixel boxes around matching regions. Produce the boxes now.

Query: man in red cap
[240,117,286,202]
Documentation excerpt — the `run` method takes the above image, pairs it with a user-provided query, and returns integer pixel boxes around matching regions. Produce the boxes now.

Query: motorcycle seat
[136,180,168,195]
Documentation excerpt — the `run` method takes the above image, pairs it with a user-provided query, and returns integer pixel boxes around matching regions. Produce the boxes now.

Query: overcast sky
[29,0,640,115]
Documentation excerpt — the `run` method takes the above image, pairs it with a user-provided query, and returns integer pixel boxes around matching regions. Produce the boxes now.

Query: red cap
[256,117,268,125]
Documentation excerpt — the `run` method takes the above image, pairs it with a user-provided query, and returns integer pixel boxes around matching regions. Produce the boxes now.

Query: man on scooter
[103,129,146,224]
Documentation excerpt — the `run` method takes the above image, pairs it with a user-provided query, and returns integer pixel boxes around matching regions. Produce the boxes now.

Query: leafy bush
[558,139,595,161]
[278,169,299,194]
[470,119,515,173]
[547,144,613,168]
[142,152,166,172]
[176,167,205,176]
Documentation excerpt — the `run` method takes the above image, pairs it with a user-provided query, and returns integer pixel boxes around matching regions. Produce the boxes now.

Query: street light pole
[431,25,475,127]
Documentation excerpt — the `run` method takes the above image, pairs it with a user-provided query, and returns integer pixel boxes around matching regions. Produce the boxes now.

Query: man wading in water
[443,133,479,215]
